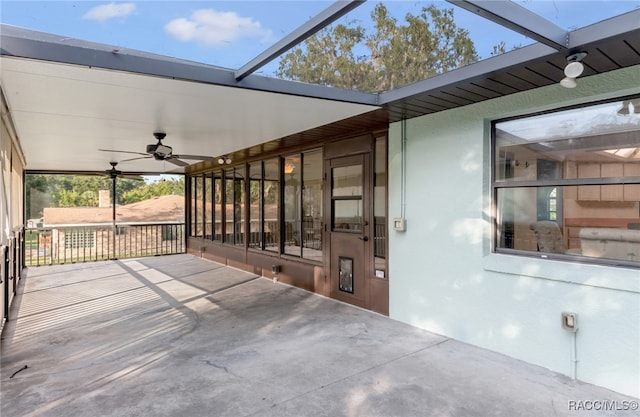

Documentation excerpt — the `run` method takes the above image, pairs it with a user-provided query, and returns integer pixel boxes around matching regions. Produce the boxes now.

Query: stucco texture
[388,65,640,398]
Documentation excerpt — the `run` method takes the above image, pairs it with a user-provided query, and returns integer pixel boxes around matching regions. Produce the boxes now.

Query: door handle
[358,236,369,242]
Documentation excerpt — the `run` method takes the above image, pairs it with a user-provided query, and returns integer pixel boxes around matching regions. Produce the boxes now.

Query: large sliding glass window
[302,150,323,260]
[222,166,246,246]
[233,167,245,247]
[264,158,280,252]
[204,174,213,239]
[283,150,323,259]
[190,177,197,237]
[493,96,640,266]
[224,168,234,244]
[194,176,204,237]
[283,155,301,256]
[187,149,322,262]
[249,162,262,248]
[249,160,280,250]
[213,171,222,242]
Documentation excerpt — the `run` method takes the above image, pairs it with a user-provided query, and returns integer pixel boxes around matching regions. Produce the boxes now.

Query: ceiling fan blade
[166,158,189,167]
[172,154,215,160]
[119,156,153,163]
[121,174,144,181]
[99,149,149,156]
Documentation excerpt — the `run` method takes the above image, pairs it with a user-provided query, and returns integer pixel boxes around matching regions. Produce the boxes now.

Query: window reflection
[187,149,323,262]
[249,162,262,248]
[234,167,245,247]
[224,168,234,244]
[204,175,212,239]
[332,164,363,232]
[302,150,323,261]
[493,96,640,265]
[213,172,222,242]
[264,158,280,252]
[194,176,203,237]
[284,155,301,256]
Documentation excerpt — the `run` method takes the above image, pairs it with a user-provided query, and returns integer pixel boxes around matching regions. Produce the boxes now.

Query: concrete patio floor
[1,254,637,417]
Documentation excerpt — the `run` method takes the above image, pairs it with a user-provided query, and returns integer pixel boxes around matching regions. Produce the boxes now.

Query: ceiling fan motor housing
[147,132,173,159]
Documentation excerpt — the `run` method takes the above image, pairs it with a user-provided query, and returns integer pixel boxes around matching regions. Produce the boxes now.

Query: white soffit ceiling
[1,56,379,173]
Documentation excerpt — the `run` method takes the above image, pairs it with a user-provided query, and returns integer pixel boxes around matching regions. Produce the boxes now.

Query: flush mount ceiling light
[560,52,588,89]
[217,156,232,165]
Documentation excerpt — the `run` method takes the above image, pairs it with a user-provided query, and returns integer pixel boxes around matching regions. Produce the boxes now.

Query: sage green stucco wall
[388,65,640,398]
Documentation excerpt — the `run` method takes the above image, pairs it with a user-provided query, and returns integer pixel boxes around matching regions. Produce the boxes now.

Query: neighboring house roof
[43,195,184,226]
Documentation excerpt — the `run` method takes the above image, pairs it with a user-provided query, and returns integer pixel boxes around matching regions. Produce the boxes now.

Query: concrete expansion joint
[392,337,452,363]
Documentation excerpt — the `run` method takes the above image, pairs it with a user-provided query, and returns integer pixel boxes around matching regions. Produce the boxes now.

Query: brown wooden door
[326,154,371,308]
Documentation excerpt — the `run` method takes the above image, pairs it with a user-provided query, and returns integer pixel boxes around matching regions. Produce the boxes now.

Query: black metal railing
[1,226,25,327]
[24,222,185,266]
[1,243,8,325]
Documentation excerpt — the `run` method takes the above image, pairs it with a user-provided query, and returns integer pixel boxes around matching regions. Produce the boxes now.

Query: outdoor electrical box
[393,218,406,232]
[561,312,578,332]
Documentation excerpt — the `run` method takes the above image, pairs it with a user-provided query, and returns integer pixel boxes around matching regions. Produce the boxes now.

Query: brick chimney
[99,189,111,208]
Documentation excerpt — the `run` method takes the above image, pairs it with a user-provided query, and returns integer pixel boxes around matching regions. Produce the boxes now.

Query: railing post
[3,246,8,320]
[20,228,25,270]
[10,234,16,298]
[112,224,116,260]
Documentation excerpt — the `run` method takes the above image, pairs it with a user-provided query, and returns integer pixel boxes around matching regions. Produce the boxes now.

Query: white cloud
[164,9,273,45]
[83,3,136,22]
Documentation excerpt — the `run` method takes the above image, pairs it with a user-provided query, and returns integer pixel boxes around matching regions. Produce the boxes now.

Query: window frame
[213,170,223,242]
[186,149,324,265]
[281,149,323,261]
[248,161,263,249]
[491,95,640,268]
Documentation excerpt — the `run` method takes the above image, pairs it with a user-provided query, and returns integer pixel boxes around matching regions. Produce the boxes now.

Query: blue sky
[2,1,639,76]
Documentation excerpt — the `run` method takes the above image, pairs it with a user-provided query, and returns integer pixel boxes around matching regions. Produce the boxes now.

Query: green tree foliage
[276,4,480,92]
[120,178,185,205]
[57,189,98,207]
[490,40,521,57]
[26,174,109,218]
[25,174,184,218]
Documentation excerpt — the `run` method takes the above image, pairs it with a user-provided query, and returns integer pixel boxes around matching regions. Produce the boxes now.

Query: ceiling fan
[99,132,214,167]
[103,161,143,181]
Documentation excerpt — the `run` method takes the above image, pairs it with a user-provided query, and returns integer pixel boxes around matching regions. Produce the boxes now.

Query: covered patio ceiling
[0,48,378,174]
[1,1,639,174]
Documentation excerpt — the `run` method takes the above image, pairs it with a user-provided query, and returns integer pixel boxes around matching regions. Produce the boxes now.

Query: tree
[25,173,185,219]
[120,177,185,205]
[276,4,480,93]
[26,174,108,217]
[490,40,522,57]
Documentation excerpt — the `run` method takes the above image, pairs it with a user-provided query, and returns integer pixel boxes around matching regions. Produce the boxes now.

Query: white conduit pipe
[400,119,407,219]
[571,330,579,380]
